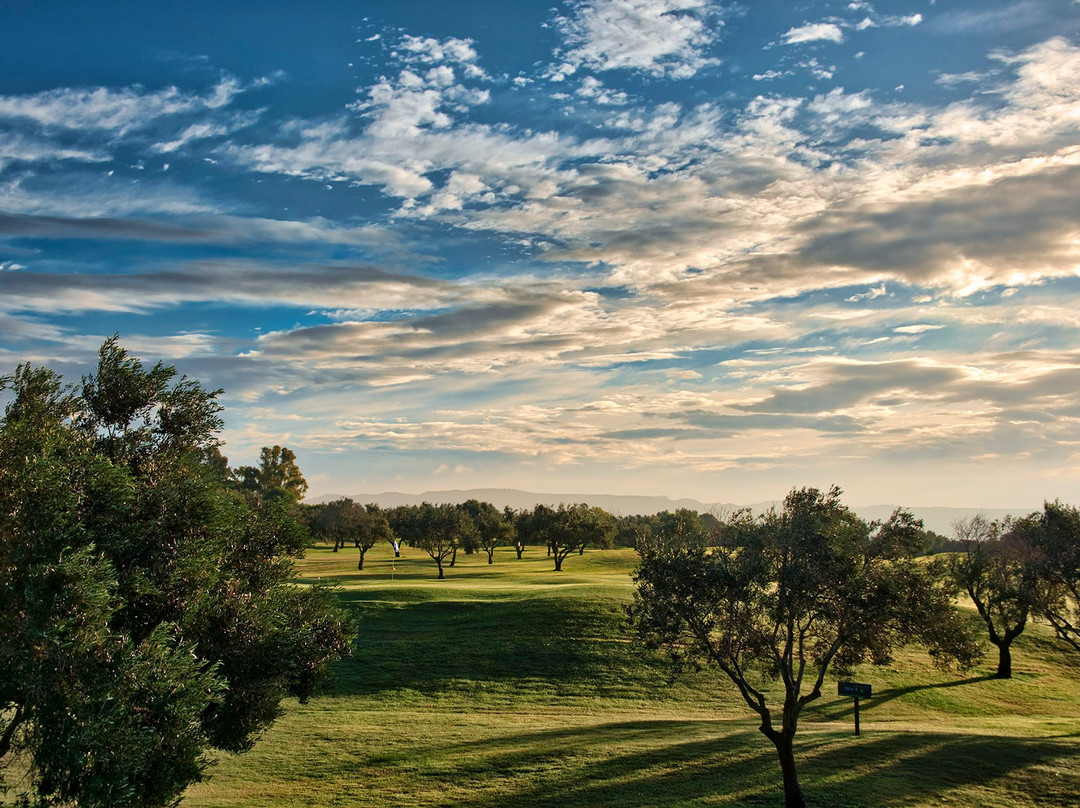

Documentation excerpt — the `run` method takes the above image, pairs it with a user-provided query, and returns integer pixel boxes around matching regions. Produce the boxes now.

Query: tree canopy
[311,499,394,570]
[630,486,980,808]
[235,444,308,504]
[0,338,352,807]
[948,515,1039,678]
[388,503,477,579]
[459,499,515,564]
[519,503,616,571]
[1014,501,1080,654]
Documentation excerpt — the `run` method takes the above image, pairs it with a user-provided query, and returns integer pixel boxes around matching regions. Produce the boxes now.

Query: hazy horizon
[4,1,1079,509]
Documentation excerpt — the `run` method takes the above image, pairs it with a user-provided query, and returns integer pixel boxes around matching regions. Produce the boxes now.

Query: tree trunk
[553,552,563,571]
[357,550,365,571]
[773,735,807,808]
[449,546,458,567]
[515,545,523,559]
[994,641,1012,679]
[0,703,25,760]
[437,560,445,579]
[487,551,494,564]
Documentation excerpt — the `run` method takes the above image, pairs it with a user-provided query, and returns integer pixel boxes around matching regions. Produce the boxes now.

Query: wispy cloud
[0,76,243,135]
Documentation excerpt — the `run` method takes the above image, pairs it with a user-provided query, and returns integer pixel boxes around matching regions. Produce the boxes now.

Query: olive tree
[521,503,616,571]
[1017,501,1080,653]
[629,486,980,808]
[389,503,476,579]
[235,444,308,504]
[948,515,1039,678]
[459,499,515,564]
[0,339,353,808]
[313,499,394,570]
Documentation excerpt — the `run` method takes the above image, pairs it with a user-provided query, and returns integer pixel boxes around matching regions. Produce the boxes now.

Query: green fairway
[181,544,1080,808]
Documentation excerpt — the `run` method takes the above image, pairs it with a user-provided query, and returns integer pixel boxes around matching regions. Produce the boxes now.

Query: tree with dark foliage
[1016,501,1080,654]
[235,444,308,504]
[312,498,394,570]
[519,503,616,571]
[0,338,352,808]
[459,500,514,564]
[388,503,476,579]
[948,515,1040,678]
[630,486,980,808]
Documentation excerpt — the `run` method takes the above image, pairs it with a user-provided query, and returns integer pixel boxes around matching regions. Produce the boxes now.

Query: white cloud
[892,324,945,334]
[782,22,844,45]
[0,131,105,170]
[551,0,724,79]
[0,76,243,135]
[152,114,260,153]
[396,35,487,79]
[935,70,993,87]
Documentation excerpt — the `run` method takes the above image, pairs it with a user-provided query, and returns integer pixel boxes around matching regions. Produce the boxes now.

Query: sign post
[838,681,872,736]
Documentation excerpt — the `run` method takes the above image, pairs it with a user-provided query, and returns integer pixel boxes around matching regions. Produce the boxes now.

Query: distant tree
[630,486,980,808]
[505,506,527,558]
[0,339,352,808]
[526,503,616,571]
[698,510,722,537]
[314,499,395,570]
[236,444,308,504]
[615,513,656,549]
[389,503,476,579]
[920,528,959,555]
[577,506,617,555]
[1017,501,1080,654]
[460,500,514,564]
[514,505,553,557]
[948,515,1039,679]
[652,509,707,547]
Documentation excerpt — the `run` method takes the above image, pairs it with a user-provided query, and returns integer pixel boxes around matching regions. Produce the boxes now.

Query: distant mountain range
[310,487,1033,536]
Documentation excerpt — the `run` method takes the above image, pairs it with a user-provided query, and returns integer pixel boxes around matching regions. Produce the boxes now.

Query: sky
[2,0,1079,508]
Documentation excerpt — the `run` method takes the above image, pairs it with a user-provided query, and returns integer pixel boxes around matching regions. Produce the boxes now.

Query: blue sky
[2,0,1079,507]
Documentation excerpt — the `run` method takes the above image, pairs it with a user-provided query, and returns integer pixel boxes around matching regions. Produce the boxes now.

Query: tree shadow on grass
[385,720,1080,808]
[812,675,993,722]
[802,731,1080,807]
[323,593,670,699]
[373,719,780,808]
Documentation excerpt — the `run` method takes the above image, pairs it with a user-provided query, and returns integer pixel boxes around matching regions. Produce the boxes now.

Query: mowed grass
[182,544,1080,808]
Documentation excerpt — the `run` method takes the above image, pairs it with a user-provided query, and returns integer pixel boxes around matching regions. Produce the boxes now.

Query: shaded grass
[181,543,1080,807]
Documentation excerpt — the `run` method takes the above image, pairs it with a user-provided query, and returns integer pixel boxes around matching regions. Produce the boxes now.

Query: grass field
[181,543,1080,808]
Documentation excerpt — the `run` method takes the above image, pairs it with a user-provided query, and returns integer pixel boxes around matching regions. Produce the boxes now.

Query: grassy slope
[183,545,1080,808]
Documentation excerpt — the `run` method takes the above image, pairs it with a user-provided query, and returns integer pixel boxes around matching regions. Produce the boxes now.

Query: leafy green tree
[459,500,515,564]
[505,506,527,558]
[522,503,616,571]
[948,515,1039,678]
[630,486,980,808]
[313,499,394,570]
[1017,501,1080,654]
[513,505,552,557]
[388,503,476,579]
[577,506,616,555]
[616,513,657,549]
[0,339,352,808]
[236,444,308,504]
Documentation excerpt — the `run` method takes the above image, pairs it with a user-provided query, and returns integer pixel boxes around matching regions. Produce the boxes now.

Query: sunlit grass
[181,543,1080,807]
